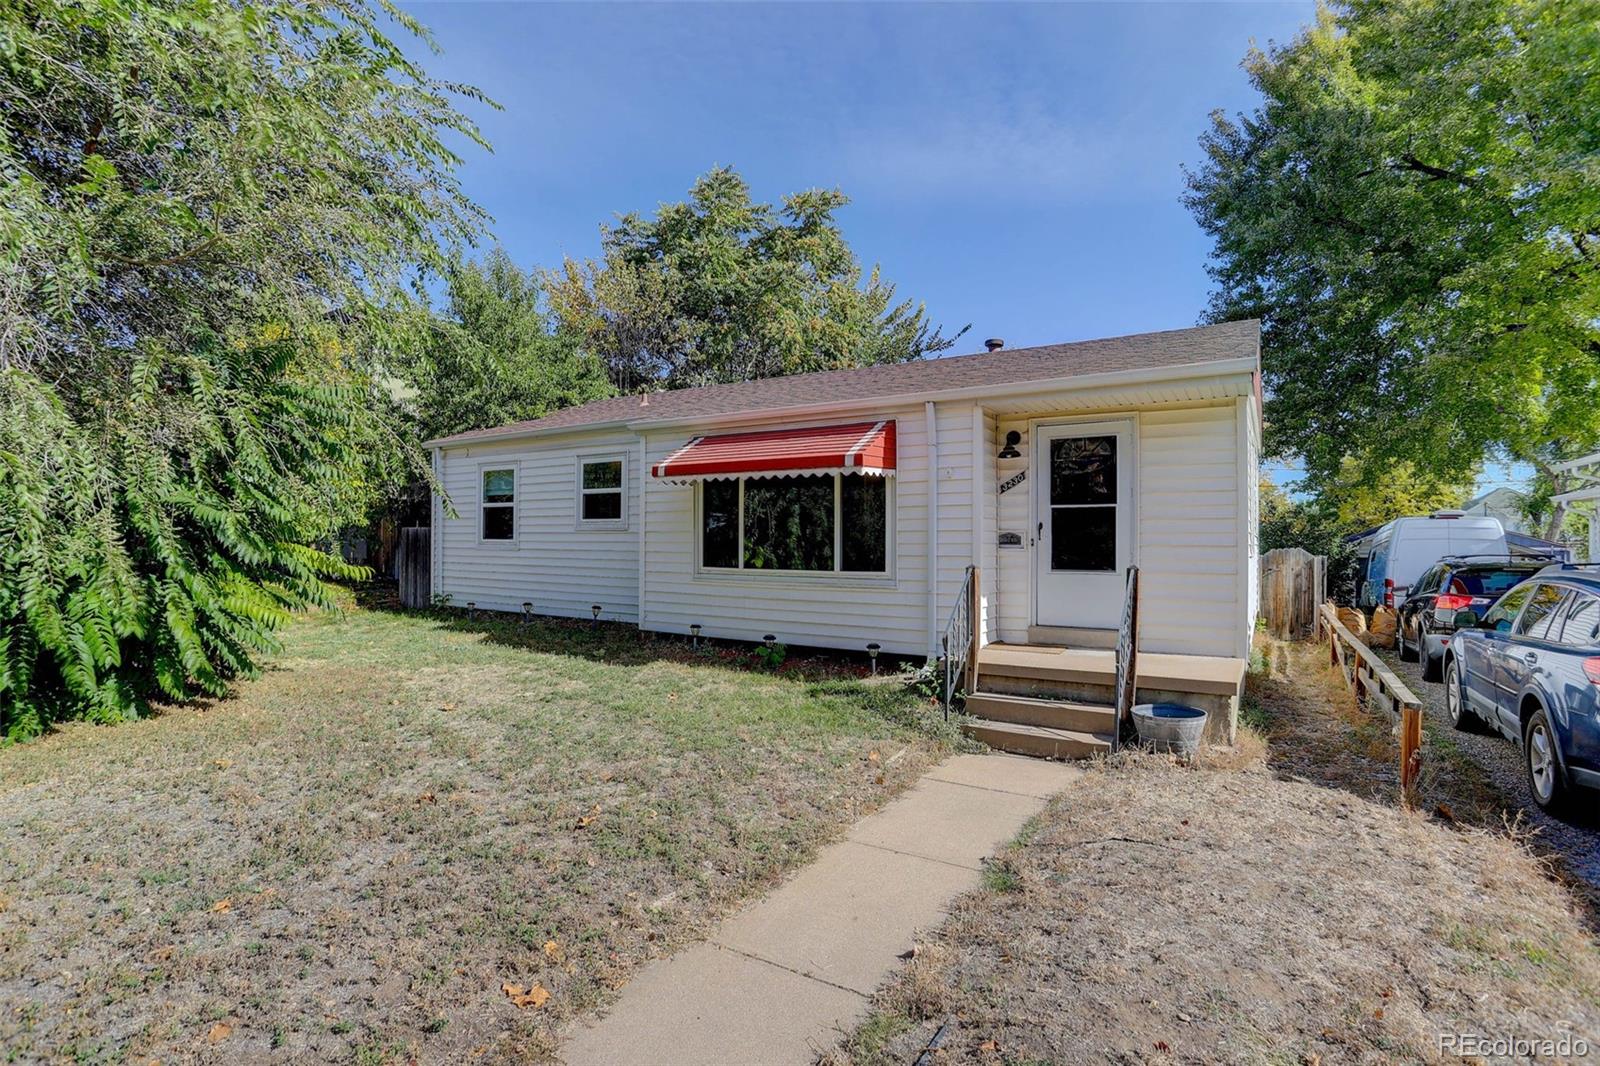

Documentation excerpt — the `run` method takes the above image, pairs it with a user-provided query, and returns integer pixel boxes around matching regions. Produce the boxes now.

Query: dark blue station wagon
[1443,565,1600,813]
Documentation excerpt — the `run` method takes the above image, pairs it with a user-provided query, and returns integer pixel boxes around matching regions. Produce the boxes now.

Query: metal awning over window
[651,420,896,482]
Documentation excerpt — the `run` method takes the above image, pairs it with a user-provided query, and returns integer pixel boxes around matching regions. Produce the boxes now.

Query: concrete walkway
[562,753,1080,1066]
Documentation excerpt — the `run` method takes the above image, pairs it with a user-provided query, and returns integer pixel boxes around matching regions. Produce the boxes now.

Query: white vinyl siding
[430,380,1256,661]
[994,400,1244,658]
[641,405,941,657]
[435,427,641,621]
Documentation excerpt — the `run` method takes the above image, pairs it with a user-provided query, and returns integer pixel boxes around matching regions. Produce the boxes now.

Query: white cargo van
[1349,512,1508,610]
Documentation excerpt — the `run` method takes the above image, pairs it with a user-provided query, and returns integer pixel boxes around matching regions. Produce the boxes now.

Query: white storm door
[1034,421,1133,628]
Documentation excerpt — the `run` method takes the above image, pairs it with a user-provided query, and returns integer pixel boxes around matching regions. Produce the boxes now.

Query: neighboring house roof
[1463,486,1527,511]
[426,319,1260,447]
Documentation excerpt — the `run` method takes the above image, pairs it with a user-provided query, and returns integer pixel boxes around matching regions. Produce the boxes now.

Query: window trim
[694,473,895,584]
[478,462,519,546]
[575,453,628,531]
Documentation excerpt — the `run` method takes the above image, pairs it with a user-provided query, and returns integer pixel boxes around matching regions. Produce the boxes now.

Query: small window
[481,468,515,541]
[578,456,626,527]
[1558,593,1600,647]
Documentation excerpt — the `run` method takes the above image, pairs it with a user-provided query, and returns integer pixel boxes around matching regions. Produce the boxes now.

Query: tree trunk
[1544,499,1569,544]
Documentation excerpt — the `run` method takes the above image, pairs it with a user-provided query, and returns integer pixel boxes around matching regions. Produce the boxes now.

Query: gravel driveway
[1379,647,1600,895]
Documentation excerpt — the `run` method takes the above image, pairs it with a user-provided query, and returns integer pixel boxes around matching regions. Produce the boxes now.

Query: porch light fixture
[521,602,533,625]
[997,430,1022,460]
[591,604,602,630]
[866,642,881,675]
[690,623,702,648]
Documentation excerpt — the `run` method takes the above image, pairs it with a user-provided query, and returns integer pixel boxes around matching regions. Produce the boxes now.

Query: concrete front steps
[962,684,1116,761]
[961,641,1249,759]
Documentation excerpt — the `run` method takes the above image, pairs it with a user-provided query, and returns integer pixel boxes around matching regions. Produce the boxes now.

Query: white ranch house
[427,320,1262,753]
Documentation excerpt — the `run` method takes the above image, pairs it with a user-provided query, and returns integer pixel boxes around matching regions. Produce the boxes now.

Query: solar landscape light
[466,601,476,619]
[763,634,777,650]
[867,642,881,675]
[591,604,602,630]
[522,602,533,625]
[690,623,702,648]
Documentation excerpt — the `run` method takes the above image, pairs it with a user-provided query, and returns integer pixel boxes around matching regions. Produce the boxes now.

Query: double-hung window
[481,467,516,541]
[700,474,889,575]
[578,455,626,528]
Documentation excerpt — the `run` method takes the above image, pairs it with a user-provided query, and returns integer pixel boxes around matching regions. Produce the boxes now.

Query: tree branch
[1395,153,1477,187]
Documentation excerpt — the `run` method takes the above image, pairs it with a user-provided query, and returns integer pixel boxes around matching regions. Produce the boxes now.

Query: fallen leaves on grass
[501,981,550,1009]
[210,898,231,913]
[206,1022,232,1043]
[575,804,601,830]
[212,758,233,770]
[542,940,564,963]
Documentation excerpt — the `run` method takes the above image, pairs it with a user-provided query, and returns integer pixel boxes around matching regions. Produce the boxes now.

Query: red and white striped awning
[651,420,896,482]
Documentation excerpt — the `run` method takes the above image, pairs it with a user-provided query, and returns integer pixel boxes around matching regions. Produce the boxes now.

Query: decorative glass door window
[1047,435,1116,571]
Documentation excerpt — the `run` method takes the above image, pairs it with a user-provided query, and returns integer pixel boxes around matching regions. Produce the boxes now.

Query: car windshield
[1447,568,1538,596]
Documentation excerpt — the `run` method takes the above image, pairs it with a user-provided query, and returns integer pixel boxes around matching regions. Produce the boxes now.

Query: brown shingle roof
[427,319,1258,446]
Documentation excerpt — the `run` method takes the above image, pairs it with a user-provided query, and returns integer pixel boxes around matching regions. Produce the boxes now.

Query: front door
[1035,420,1133,628]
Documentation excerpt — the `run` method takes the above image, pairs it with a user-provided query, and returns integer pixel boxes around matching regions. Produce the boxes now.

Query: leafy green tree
[1186,0,1600,538]
[546,167,967,391]
[0,0,483,737]
[402,249,613,443]
[1319,457,1477,531]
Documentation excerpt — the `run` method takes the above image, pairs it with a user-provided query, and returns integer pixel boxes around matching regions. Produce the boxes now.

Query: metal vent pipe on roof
[984,338,1004,351]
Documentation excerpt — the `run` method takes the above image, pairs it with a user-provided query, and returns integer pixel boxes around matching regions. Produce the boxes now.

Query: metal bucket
[1132,703,1208,757]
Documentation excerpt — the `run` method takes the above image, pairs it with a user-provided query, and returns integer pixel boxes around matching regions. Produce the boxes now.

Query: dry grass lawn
[0,596,957,1064]
[828,639,1600,1065]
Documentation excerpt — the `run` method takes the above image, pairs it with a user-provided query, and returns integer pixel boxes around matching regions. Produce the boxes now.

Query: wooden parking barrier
[1317,603,1425,807]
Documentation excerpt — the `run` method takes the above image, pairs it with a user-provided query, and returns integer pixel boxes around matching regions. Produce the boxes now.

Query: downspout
[430,446,443,601]
[926,401,940,659]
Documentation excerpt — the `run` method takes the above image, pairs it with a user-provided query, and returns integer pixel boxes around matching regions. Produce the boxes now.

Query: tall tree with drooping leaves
[401,248,614,444]
[1185,0,1600,539]
[0,0,487,738]
[545,167,968,392]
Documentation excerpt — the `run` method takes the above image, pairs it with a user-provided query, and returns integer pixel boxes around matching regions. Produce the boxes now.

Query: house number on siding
[999,470,1026,495]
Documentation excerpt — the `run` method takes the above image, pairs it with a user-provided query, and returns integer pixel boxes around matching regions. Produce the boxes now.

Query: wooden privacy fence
[395,526,431,609]
[1316,603,1424,807]
[1260,547,1328,640]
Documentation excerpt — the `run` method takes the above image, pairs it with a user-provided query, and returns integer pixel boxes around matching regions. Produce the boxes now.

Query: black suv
[1398,557,1554,681]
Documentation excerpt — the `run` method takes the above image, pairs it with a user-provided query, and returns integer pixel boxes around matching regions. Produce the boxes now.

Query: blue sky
[400,1,1524,496]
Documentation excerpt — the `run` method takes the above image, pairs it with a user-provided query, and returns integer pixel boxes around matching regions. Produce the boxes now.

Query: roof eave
[425,354,1259,450]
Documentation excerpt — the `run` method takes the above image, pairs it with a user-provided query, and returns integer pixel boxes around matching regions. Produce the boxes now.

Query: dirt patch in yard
[827,642,1600,1065]
[0,601,957,1065]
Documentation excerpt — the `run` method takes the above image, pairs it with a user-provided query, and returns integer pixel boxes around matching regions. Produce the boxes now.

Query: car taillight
[1435,593,1473,612]
[1384,578,1395,608]
[1584,659,1600,686]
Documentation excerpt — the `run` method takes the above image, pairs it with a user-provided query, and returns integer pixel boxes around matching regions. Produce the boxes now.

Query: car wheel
[1444,658,1481,733]
[1398,623,1418,662]
[1524,708,1570,814]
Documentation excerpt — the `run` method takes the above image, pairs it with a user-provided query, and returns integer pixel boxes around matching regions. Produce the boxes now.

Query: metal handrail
[1111,565,1141,753]
[941,565,976,719]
